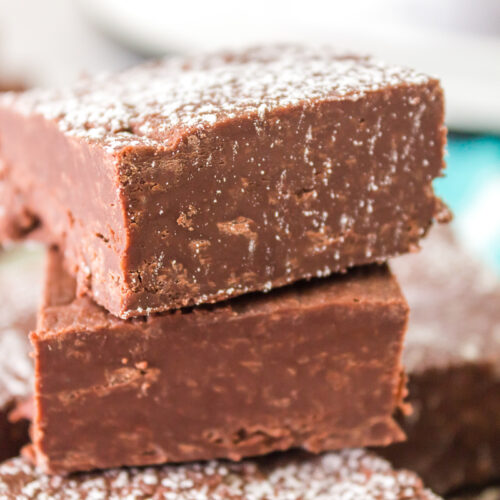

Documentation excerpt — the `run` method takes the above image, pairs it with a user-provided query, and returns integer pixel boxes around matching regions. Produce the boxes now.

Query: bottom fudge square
[31,249,408,474]
[0,450,441,500]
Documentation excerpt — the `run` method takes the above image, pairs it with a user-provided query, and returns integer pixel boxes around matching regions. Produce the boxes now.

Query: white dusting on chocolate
[0,450,440,499]
[0,46,431,154]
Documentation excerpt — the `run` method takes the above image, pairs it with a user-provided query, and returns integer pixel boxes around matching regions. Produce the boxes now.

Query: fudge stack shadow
[0,46,448,476]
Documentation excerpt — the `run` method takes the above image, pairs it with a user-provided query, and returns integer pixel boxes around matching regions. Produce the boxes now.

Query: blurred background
[0,0,499,271]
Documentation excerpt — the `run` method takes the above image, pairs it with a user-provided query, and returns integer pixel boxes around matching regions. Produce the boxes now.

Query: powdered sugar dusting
[0,450,439,499]
[0,46,431,153]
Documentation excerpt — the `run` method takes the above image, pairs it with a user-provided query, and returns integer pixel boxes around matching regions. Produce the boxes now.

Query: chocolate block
[0,46,448,318]
[381,226,500,494]
[0,81,25,93]
[0,248,42,461]
[0,173,39,242]
[31,248,408,474]
[0,450,441,499]
[451,488,500,500]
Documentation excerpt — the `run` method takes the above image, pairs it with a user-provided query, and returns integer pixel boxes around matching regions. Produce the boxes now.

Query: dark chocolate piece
[0,449,441,499]
[0,167,39,242]
[381,226,500,494]
[0,46,448,318]
[0,248,41,461]
[0,81,25,93]
[31,248,408,474]
[0,73,36,245]
[451,487,500,500]
[0,404,28,464]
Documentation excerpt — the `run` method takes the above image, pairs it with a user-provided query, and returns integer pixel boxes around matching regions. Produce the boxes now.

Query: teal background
[435,134,500,273]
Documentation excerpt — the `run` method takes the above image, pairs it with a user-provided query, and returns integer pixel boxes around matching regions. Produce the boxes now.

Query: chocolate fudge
[0,82,32,245]
[0,248,42,461]
[31,248,408,474]
[0,171,39,243]
[451,488,500,500]
[0,46,448,318]
[381,226,500,494]
[0,81,25,93]
[0,449,441,499]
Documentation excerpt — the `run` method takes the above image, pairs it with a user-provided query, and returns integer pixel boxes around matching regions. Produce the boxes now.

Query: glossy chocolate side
[31,249,408,474]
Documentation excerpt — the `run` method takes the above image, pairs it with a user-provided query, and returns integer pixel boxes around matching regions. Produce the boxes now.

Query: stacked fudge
[2,225,500,498]
[0,46,466,497]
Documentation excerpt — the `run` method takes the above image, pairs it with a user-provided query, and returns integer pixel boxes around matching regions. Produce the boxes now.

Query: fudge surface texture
[0,449,441,500]
[382,226,500,494]
[31,249,408,474]
[0,248,41,461]
[0,45,448,318]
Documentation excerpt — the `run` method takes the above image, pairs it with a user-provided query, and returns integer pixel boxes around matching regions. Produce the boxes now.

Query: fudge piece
[451,488,500,500]
[0,46,448,318]
[0,449,441,499]
[0,80,34,245]
[0,248,42,460]
[31,248,408,474]
[0,83,34,244]
[0,168,39,242]
[381,226,500,494]
[0,80,25,93]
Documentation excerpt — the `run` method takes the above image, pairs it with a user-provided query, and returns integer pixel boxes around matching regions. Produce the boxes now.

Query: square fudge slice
[30,248,408,474]
[450,488,500,500]
[0,46,448,318]
[0,450,441,500]
[0,248,41,461]
[381,226,500,494]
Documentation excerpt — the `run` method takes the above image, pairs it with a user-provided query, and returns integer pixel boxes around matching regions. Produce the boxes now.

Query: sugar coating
[0,450,440,500]
[0,46,431,153]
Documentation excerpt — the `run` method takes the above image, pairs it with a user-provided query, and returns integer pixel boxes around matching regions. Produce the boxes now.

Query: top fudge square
[0,46,447,318]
